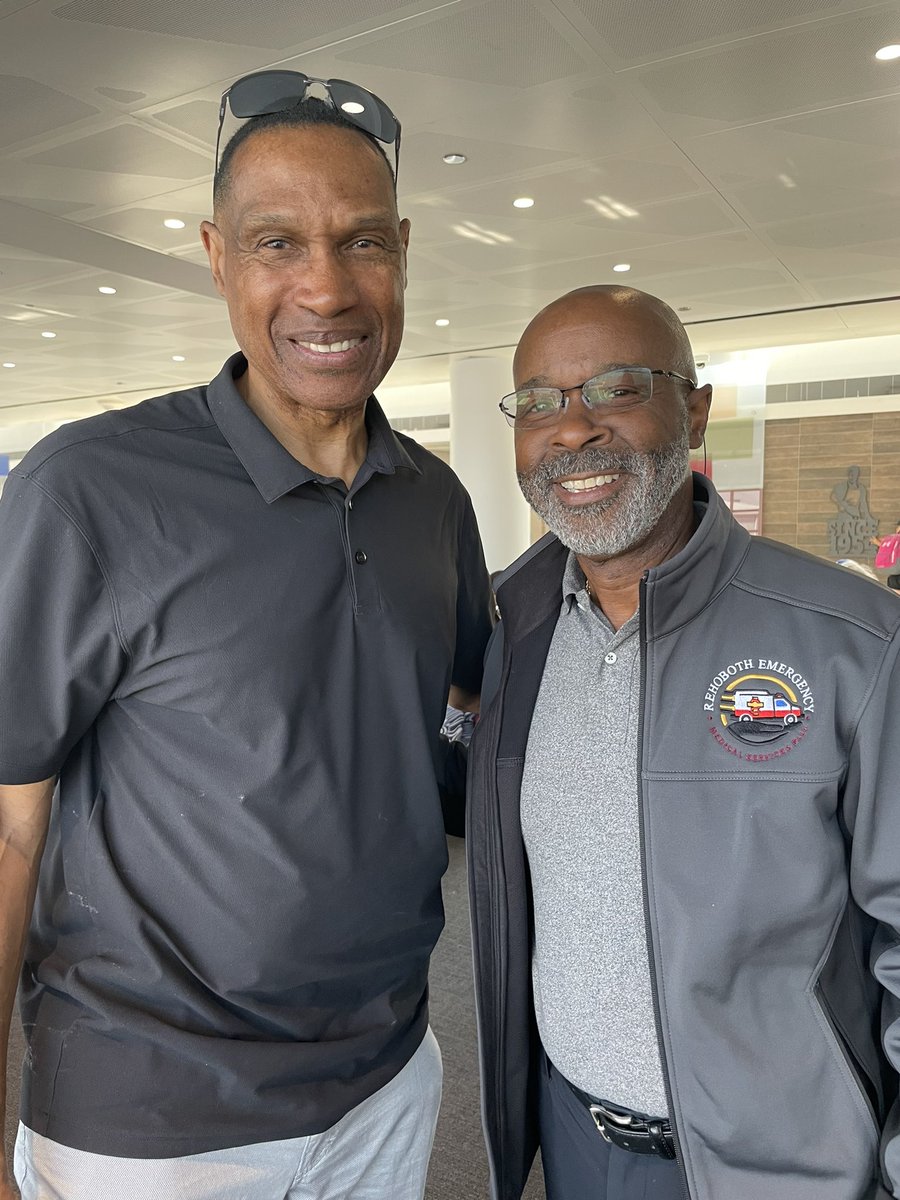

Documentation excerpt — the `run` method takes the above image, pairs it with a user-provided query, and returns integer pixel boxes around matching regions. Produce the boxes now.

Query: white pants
[15,1027,442,1200]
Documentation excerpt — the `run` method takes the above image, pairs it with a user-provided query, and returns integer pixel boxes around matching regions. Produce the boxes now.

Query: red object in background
[690,456,713,478]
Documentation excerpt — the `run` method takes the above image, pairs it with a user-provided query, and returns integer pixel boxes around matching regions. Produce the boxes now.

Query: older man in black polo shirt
[0,74,492,1200]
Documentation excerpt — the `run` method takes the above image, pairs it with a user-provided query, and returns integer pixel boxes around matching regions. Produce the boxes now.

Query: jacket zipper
[469,663,509,1199]
[638,573,691,1200]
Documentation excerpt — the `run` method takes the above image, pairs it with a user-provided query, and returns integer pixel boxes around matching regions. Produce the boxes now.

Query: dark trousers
[538,1054,684,1200]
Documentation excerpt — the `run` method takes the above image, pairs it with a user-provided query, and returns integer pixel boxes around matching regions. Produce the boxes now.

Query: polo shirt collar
[206,353,420,504]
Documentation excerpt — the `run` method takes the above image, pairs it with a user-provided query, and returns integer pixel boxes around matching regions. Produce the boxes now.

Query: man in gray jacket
[468,284,900,1200]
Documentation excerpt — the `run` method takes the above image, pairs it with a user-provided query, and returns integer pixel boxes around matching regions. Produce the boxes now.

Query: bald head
[511,283,713,564]
[514,285,697,388]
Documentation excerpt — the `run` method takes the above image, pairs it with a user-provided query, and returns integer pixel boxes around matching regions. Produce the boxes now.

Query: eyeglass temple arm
[214,91,231,181]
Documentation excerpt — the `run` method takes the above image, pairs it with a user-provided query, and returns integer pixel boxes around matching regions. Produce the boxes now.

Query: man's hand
[448,685,480,714]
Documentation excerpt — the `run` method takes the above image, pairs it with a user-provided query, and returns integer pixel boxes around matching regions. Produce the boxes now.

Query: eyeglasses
[498,366,696,428]
[216,70,402,182]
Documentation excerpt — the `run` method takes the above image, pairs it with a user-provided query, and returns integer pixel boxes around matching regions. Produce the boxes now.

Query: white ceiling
[1,0,899,432]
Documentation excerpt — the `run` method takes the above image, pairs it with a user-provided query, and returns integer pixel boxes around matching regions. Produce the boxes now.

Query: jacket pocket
[813,982,881,1138]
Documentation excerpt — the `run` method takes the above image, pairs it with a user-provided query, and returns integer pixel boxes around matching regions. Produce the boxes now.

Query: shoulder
[739,536,900,639]
[394,433,460,484]
[15,385,215,487]
[391,432,478,515]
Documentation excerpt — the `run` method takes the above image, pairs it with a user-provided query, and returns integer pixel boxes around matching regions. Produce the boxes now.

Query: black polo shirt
[0,354,492,1158]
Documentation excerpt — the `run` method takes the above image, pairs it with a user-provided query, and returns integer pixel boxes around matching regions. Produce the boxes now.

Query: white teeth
[298,338,363,354]
[559,473,619,492]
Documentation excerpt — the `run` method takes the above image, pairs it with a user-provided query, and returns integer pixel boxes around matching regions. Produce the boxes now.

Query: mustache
[518,448,642,486]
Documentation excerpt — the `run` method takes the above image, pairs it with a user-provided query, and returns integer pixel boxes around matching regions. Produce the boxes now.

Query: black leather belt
[565,1078,676,1159]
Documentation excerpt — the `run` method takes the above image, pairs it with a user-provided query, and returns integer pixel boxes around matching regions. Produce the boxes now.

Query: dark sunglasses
[216,70,402,183]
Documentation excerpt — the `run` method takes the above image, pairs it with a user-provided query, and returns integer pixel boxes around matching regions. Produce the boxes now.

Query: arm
[0,778,54,1196]
[439,495,494,835]
[843,636,900,1195]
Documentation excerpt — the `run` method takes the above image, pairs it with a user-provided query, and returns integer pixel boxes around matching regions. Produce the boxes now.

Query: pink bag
[875,533,900,569]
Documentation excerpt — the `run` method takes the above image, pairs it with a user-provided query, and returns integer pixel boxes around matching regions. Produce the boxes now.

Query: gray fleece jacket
[468,475,900,1200]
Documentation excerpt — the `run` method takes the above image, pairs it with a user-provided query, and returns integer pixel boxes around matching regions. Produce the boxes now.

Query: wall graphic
[828,466,879,558]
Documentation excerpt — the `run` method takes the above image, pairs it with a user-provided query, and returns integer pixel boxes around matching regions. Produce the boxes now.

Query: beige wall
[762,413,900,560]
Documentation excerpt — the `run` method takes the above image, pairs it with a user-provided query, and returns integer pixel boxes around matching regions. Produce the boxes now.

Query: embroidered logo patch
[703,658,814,762]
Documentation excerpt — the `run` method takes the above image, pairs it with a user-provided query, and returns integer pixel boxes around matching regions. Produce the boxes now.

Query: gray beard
[517,428,692,558]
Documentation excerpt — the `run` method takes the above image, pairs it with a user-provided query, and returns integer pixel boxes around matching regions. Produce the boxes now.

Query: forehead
[514,302,672,385]
[224,124,396,218]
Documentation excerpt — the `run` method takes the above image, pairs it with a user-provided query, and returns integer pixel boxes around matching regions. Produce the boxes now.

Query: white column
[450,356,532,572]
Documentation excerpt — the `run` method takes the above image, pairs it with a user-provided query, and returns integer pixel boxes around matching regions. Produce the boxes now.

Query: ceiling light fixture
[41,331,57,338]
[443,153,466,165]
[172,355,186,362]
[98,285,117,295]
[2,362,15,368]
[513,197,535,209]
[875,44,900,60]
[435,318,450,327]
[613,263,631,273]
[163,218,186,229]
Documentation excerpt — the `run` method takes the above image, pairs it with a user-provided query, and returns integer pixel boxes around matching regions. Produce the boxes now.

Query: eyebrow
[238,210,398,233]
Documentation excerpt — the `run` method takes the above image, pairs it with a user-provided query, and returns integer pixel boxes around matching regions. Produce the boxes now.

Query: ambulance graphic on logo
[728,688,804,728]
[703,659,814,760]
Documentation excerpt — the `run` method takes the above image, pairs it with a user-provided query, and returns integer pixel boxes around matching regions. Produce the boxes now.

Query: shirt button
[355,550,367,564]
[604,651,618,665]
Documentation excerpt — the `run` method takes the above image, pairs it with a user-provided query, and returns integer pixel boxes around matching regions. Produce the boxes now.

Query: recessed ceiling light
[435,318,450,327]
[512,197,535,209]
[612,263,631,273]
[98,285,117,295]
[172,355,186,362]
[41,331,56,338]
[875,44,900,60]
[443,153,466,165]
[2,362,15,368]
[341,101,366,114]
[163,218,186,229]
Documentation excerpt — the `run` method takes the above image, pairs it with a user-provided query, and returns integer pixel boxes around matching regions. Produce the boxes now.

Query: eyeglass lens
[228,71,312,118]
[509,369,655,425]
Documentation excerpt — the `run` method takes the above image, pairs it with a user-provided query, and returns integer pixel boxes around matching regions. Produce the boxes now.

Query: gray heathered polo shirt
[521,552,668,1116]
[0,354,492,1158]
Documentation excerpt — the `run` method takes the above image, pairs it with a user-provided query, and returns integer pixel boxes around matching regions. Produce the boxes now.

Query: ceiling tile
[634,7,900,129]
[24,123,211,179]
[398,130,575,200]
[337,0,597,86]
[82,207,205,250]
[566,0,864,65]
[153,98,221,142]
[52,0,420,49]
[0,73,99,149]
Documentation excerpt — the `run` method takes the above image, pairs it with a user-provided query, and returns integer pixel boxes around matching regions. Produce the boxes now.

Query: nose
[291,246,360,318]
[550,389,614,452]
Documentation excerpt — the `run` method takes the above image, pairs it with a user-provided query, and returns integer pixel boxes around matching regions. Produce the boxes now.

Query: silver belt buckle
[589,1102,634,1142]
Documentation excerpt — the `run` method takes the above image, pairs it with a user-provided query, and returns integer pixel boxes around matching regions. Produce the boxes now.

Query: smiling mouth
[294,337,365,354]
[558,473,620,492]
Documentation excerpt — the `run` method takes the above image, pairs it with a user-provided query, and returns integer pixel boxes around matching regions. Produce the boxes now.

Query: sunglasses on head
[216,70,402,183]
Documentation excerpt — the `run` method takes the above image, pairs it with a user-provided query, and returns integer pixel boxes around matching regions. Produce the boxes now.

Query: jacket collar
[495,474,751,644]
